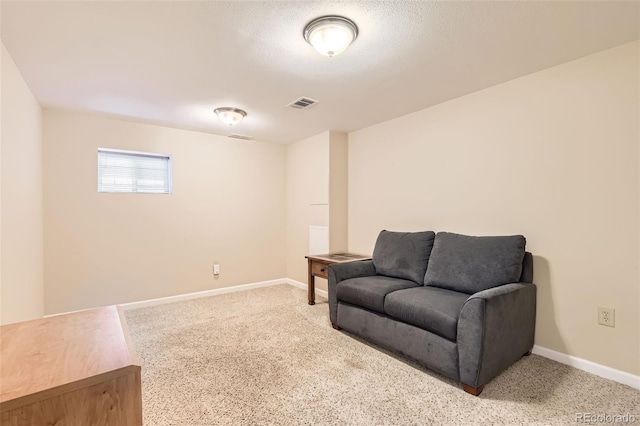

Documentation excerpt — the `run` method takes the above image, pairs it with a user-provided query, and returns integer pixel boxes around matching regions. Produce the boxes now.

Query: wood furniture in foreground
[305,253,371,305]
[0,305,142,426]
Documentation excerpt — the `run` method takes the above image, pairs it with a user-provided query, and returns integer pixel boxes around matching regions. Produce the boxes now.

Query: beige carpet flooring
[124,284,639,425]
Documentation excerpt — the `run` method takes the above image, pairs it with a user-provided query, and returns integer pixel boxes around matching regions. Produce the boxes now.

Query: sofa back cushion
[520,252,534,283]
[372,230,436,284]
[424,232,526,293]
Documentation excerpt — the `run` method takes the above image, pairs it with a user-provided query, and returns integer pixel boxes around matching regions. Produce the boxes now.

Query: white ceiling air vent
[286,97,319,110]
[228,133,253,140]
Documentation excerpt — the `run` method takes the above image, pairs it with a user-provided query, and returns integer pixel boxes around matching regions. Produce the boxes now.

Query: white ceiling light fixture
[214,107,247,126]
[303,15,358,57]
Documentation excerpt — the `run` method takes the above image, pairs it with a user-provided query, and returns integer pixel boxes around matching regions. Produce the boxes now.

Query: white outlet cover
[598,307,615,327]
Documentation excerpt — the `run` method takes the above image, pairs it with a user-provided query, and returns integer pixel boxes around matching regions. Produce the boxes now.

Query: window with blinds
[98,148,172,194]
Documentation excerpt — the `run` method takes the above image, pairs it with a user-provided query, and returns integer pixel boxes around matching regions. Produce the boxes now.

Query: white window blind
[98,148,172,194]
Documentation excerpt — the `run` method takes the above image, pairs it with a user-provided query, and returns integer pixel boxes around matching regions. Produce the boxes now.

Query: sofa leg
[524,350,532,356]
[462,384,484,396]
[331,323,341,330]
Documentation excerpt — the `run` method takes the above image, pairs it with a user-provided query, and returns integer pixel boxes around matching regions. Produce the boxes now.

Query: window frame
[97,147,173,194]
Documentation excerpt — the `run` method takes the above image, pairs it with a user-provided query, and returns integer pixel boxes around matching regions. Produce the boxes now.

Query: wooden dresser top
[0,305,140,410]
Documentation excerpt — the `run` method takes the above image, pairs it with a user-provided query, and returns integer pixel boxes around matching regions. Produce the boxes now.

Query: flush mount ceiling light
[303,15,358,57]
[214,107,247,126]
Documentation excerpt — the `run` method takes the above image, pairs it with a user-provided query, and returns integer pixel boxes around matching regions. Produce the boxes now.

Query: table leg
[307,259,315,305]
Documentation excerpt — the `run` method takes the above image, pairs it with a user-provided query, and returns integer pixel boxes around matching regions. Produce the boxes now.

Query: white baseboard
[119,278,329,311]
[532,345,639,389]
[119,279,287,310]
[285,278,328,299]
[117,278,639,390]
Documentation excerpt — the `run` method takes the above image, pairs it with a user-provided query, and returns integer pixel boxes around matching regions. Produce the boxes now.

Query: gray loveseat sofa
[328,231,536,396]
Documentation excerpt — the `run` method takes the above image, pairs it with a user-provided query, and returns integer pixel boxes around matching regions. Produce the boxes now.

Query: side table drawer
[311,262,329,279]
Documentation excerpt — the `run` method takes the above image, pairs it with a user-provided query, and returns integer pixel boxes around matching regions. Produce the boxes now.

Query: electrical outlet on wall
[598,307,615,327]
[213,261,220,276]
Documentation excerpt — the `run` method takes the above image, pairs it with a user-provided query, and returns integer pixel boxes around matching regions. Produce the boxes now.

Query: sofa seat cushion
[384,286,469,341]
[424,232,526,294]
[337,276,419,314]
[372,230,436,284]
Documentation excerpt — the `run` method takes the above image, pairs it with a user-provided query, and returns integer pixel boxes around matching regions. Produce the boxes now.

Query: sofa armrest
[457,282,536,389]
[328,260,376,324]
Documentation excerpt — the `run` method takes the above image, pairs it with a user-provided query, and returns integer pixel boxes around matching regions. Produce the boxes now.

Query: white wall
[0,42,44,324]
[329,132,348,253]
[286,131,330,284]
[43,110,286,314]
[348,41,639,375]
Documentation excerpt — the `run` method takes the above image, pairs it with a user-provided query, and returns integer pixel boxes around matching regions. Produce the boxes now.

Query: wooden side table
[305,253,371,305]
[0,306,142,426]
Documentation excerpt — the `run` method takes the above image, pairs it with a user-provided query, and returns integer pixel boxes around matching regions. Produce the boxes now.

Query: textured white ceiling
[1,1,638,144]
